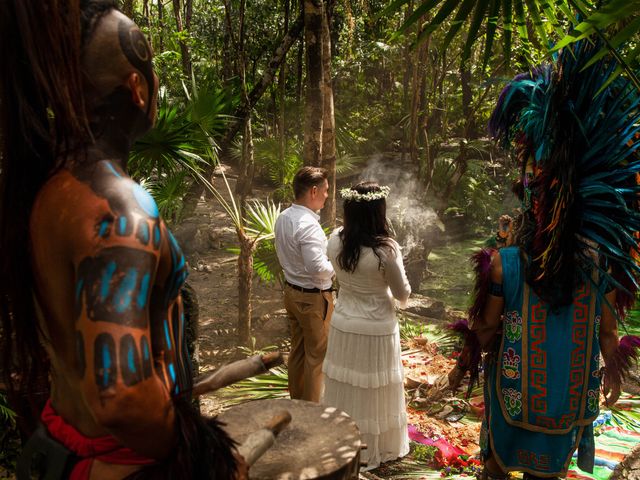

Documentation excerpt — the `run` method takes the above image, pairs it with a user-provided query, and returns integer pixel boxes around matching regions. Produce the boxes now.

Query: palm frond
[244,199,281,240]
[216,365,290,408]
[385,0,640,88]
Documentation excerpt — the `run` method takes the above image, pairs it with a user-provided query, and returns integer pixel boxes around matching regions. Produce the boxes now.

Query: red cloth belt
[40,399,155,479]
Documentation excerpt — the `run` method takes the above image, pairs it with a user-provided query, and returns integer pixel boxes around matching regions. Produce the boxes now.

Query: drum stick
[192,352,284,397]
[237,410,292,466]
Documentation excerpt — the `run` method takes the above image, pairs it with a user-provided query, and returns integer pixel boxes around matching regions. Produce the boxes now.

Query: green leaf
[482,0,502,69]
[421,0,463,36]
[399,0,445,34]
[502,0,514,66]
[442,0,478,52]
[376,0,412,19]
[513,0,529,41]
[582,16,640,70]
[524,0,550,49]
[462,0,490,61]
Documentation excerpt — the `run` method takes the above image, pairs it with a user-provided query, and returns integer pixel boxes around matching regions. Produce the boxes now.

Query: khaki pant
[283,285,334,402]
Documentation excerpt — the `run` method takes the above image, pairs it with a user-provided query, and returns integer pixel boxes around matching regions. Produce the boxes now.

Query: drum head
[219,398,361,479]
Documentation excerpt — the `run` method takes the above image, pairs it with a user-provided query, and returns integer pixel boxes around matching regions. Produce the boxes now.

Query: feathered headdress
[489,40,640,314]
[487,40,640,384]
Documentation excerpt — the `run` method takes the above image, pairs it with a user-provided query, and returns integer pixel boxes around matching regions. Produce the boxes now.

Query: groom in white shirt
[275,166,335,402]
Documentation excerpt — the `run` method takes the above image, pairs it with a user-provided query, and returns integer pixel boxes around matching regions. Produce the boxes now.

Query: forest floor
[184,165,640,479]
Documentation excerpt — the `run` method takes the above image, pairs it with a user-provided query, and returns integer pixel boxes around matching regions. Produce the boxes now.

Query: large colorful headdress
[488,40,640,316]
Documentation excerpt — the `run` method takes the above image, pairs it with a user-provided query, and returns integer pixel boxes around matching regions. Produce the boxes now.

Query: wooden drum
[218,398,362,479]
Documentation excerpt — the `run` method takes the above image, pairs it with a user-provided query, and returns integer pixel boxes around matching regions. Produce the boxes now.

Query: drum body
[219,398,362,479]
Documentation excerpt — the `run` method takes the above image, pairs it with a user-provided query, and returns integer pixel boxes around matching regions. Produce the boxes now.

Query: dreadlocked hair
[489,40,640,311]
[0,0,116,431]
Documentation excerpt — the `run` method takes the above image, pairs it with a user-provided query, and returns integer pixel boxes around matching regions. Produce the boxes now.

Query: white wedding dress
[322,229,411,469]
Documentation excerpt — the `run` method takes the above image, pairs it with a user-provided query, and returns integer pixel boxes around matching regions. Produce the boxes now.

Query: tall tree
[320,0,337,227]
[171,0,192,77]
[303,0,324,167]
[278,0,291,164]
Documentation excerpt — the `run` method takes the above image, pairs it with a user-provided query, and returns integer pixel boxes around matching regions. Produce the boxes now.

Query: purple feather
[468,248,497,327]
[605,335,640,387]
[448,319,470,333]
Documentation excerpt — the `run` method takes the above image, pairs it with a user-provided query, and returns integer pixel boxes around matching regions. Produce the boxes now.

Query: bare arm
[72,197,175,458]
[600,289,621,406]
[473,251,504,349]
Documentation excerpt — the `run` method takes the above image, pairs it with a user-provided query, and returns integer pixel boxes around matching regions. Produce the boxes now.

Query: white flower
[339,185,391,202]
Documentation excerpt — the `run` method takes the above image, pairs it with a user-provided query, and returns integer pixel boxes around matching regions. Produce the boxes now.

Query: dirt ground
[180,171,292,416]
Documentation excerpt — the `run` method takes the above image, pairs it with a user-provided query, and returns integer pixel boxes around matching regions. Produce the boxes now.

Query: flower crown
[339,185,390,202]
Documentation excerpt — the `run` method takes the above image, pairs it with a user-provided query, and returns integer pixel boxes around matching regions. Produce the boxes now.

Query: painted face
[117,19,158,121]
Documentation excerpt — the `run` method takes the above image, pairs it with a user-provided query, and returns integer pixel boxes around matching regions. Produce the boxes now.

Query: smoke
[354,154,445,259]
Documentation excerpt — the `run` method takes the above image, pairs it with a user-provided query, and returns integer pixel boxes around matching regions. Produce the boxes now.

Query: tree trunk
[408,40,425,166]
[184,0,193,30]
[278,0,291,164]
[157,0,165,83]
[438,141,469,215]
[320,0,336,228]
[303,0,324,167]
[180,13,305,220]
[237,230,257,344]
[460,61,476,138]
[171,0,192,78]
[236,116,255,198]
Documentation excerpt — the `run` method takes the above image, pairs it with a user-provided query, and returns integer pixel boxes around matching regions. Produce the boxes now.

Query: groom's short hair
[293,166,328,199]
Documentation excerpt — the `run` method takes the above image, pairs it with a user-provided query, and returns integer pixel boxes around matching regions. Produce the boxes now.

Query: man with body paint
[0,1,245,478]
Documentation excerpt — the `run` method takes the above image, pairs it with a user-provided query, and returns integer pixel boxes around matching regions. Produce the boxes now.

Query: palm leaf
[387,0,640,88]
[442,0,478,52]
[244,199,281,240]
[216,365,290,407]
[462,0,490,61]
[482,0,503,70]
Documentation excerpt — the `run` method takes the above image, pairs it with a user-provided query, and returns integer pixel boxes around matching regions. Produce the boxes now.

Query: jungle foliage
[120,0,638,337]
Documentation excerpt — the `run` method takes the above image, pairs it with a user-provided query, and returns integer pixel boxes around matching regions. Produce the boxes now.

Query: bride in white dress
[322,182,411,470]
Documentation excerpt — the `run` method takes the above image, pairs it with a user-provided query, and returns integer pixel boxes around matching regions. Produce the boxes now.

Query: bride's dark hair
[337,182,393,273]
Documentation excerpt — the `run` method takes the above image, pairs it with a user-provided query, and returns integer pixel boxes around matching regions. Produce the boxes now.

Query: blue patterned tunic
[480,247,603,477]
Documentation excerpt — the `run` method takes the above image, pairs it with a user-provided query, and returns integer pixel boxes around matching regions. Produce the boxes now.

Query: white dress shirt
[275,204,334,290]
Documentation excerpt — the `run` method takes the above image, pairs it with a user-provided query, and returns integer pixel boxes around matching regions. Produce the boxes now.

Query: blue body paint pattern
[140,336,152,379]
[165,230,188,305]
[76,247,155,328]
[95,162,160,248]
[94,333,117,391]
[119,334,143,386]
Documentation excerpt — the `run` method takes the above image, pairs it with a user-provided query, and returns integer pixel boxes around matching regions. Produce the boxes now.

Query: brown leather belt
[285,281,332,293]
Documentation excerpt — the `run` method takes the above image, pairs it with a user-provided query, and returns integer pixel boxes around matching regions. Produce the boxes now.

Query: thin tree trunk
[408,39,425,166]
[181,13,304,219]
[171,0,192,77]
[222,0,237,80]
[237,230,256,344]
[320,0,336,228]
[278,0,291,164]
[296,36,304,105]
[460,61,475,138]
[303,0,324,167]
[156,0,167,85]
[184,0,193,30]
